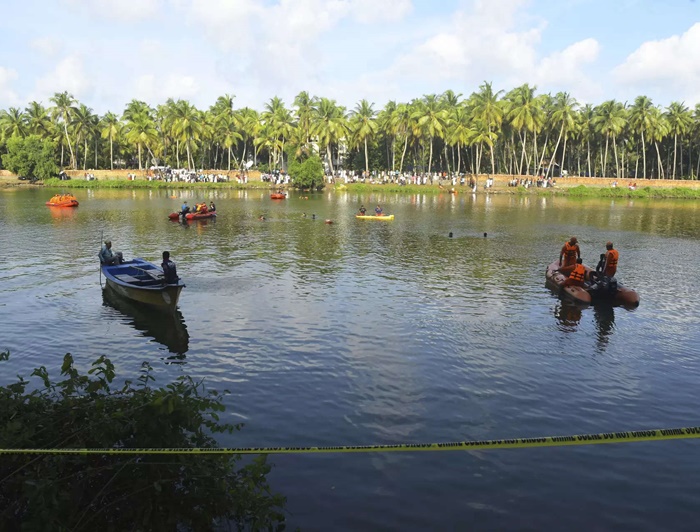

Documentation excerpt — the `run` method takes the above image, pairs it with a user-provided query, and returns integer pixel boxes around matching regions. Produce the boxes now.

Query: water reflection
[48,206,77,222]
[554,301,583,329]
[102,286,189,362]
[593,304,616,351]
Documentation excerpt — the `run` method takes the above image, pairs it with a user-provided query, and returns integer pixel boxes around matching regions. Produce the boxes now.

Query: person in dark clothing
[161,251,179,284]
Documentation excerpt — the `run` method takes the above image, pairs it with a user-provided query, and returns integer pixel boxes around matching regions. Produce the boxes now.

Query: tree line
[1,83,699,180]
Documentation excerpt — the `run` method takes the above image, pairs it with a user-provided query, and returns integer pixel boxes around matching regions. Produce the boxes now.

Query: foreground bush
[0,351,286,531]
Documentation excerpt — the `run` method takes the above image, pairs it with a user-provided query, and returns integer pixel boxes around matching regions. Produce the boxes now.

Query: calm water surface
[2,187,700,530]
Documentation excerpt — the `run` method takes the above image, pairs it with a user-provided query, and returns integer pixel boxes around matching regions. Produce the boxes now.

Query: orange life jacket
[569,264,586,284]
[605,249,619,276]
[564,242,578,260]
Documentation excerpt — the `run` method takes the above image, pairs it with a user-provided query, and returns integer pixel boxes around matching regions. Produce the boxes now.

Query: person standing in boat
[99,240,124,265]
[559,236,580,271]
[603,241,619,277]
[562,258,587,288]
[161,251,179,284]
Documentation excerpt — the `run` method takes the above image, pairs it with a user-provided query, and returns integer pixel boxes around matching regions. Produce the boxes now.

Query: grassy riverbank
[9,176,700,199]
[335,182,700,199]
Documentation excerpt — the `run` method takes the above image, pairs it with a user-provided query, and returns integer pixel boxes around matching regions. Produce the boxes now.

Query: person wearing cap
[99,240,124,265]
[559,236,580,272]
[603,241,619,277]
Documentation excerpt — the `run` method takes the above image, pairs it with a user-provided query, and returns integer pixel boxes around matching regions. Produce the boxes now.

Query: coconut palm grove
[0,83,698,181]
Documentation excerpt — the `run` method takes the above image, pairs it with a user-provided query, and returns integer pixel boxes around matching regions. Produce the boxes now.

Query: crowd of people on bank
[145,167,233,183]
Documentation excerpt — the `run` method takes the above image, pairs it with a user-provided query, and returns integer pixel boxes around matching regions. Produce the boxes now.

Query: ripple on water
[3,190,700,530]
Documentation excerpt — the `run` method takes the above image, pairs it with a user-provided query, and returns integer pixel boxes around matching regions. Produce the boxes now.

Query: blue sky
[0,0,699,114]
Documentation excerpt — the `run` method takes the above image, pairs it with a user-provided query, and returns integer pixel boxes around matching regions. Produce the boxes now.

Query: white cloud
[34,55,92,101]
[62,0,162,21]
[379,0,608,103]
[536,38,603,102]
[132,73,201,103]
[347,0,413,24]
[386,0,545,86]
[0,67,20,108]
[30,37,63,58]
[181,0,413,91]
[613,22,700,100]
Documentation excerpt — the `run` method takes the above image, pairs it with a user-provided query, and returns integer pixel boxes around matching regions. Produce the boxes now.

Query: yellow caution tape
[0,426,699,455]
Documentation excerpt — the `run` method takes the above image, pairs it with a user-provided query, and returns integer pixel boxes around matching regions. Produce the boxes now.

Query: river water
[2,187,700,530]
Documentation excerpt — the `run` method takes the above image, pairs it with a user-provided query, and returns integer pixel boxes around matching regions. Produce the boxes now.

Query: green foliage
[42,178,257,190]
[0,351,286,531]
[1,135,58,180]
[344,143,383,172]
[289,154,325,190]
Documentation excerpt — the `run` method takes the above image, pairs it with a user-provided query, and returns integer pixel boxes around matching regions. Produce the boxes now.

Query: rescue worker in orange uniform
[562,258,587,288]
[603,241,619,277]
[559,236,581,273]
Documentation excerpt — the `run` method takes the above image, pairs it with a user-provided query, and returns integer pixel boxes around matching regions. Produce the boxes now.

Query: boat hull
[46,200,79,207]
[545,261,639,308]
[101,258,185,310]
[355,214,394,221]
[184,212,216,220]
[270,193,286,199]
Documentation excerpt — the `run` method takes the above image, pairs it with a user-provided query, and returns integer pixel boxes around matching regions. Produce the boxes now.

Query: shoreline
[2,172,700,199]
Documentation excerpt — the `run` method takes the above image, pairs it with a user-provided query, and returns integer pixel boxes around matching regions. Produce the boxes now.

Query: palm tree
[547,92,578,178]
[49,91,77,169]
[628,95,654,178]
[312,98,348,176]
[647,107,669,179]
[505,84,540,175]
[577,104,595,176]
[376,100,397,171]
[593,100,626,177]
[446,104,472,174]
[392,103,414,173]
[72,104,98,170]
[124,110,157,170]
[293,91,317,154]
[25,102,52,138]
[0,107,27,140]
[350,99,378,175]
[411,94,447,175]
[101,112,121,170]
[665,102,692,179]
[235,107,260,167]
[471,82,504,174]
[208,102,238,170]
[170,100,202,169]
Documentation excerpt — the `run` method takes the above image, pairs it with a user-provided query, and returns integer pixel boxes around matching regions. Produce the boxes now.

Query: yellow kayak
[356,214,394,220]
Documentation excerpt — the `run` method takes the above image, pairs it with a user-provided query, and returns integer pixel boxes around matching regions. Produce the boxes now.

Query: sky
[0,0,699,115]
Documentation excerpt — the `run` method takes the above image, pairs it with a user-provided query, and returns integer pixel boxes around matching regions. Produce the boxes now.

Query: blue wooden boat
[101,258,185,310]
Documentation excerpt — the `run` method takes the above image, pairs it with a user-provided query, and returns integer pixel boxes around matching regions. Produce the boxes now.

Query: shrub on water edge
[0,350,286,531]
